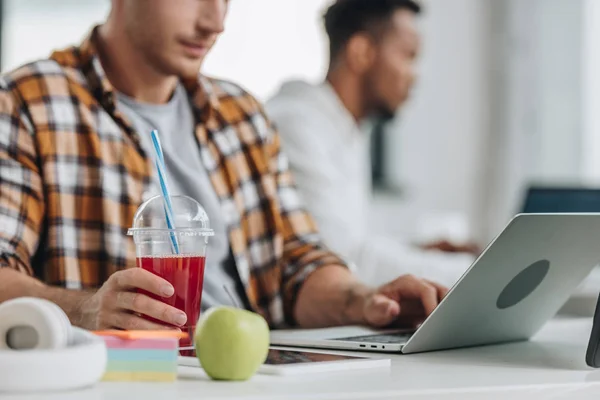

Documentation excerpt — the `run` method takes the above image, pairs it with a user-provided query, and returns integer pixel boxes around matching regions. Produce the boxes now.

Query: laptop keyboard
[333,332,413,344]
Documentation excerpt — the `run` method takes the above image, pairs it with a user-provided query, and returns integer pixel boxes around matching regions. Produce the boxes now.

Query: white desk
[6,317,600,400]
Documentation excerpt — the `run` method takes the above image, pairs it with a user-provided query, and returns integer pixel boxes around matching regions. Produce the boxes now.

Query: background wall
[2,0,109,72]
[476,0,585,243]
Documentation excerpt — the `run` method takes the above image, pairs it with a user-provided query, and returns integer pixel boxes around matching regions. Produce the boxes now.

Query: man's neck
[325,71,366,122]
[97,23,178,104]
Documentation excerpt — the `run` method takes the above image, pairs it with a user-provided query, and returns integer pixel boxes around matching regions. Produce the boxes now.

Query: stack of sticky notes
[94,330,188,382]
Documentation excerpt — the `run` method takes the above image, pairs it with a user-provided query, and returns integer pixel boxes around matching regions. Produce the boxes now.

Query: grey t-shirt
[115,83,245,311]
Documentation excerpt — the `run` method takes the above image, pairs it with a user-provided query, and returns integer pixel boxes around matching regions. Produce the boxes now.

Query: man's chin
[169,59,205,80]
[180,66,204,80]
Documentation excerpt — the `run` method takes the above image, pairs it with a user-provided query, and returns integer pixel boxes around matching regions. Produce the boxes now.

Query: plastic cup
[128,195,214,348]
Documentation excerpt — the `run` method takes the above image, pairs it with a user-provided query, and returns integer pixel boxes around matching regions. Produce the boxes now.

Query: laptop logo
[497,260,550,309]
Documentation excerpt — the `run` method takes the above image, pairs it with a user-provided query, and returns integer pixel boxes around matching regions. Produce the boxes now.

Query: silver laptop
[270,213,600,354]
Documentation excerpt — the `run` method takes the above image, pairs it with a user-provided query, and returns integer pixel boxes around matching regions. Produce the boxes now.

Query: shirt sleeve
[0,85,45,276]
[257,108,350,326]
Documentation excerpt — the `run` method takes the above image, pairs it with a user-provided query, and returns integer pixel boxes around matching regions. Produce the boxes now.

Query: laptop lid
[401,213,600,354]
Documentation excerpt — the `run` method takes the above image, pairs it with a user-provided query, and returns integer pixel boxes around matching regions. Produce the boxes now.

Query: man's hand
[294,265,449,329]
[420,239,480,255]
[76,268,188,331]
[362,275,448,329]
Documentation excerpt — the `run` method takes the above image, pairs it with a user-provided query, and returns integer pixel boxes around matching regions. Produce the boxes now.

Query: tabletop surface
[6,316,600,400]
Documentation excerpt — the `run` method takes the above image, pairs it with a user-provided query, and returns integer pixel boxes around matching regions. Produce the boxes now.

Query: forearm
[294,265,373,328]
[0,268,93,327]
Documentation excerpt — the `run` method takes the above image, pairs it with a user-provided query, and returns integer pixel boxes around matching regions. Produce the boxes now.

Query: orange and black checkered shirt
[0,29,347,328]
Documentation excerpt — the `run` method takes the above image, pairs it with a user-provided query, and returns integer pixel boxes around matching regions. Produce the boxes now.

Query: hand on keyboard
[363,275,448,329]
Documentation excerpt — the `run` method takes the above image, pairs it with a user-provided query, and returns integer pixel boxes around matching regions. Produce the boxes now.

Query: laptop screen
[522,187,600,213]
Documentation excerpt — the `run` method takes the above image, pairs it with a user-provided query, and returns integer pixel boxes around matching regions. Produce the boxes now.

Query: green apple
[194,306,270,381]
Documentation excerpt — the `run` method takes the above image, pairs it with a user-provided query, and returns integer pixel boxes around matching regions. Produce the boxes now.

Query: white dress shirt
[265,80,472,288]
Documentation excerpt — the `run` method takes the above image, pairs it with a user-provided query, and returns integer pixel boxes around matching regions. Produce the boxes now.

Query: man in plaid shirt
[0,0,446,331]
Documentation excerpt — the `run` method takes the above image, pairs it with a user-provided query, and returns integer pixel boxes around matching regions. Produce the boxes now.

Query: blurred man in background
[266,0,478,288]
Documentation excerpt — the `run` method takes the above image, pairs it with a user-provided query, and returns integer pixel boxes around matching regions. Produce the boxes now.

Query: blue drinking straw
[150,130,180,254]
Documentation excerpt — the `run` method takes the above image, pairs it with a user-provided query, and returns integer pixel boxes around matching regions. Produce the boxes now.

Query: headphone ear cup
[0,298,70,350]
[39,300,72,348]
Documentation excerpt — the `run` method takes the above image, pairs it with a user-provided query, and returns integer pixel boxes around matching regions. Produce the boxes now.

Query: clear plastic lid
[127,195,215,238]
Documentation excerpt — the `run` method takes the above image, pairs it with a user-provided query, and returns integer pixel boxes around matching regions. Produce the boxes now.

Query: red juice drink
[128,195,214,350]
[137,254,206,347]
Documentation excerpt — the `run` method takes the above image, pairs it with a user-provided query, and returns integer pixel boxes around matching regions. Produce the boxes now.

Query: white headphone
[0,297,107,394]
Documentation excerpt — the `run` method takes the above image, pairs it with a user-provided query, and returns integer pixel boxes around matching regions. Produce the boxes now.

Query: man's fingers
[376,298,426,329]
[373,294,400,318]
[421,240,480,255]
[368,276,450,330]
[424,279,449,300]
[383,275,440,316]
[393,298,423,317]
[115,292,187,327]
[366,295,400,328]
[415,281,438,316]
[112,268,174,298]
[111,311,180,331]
